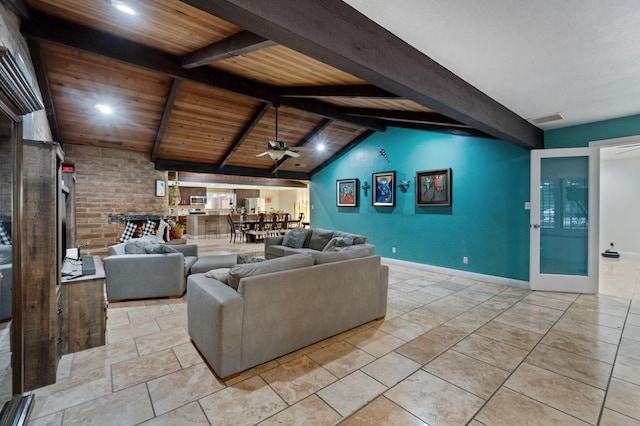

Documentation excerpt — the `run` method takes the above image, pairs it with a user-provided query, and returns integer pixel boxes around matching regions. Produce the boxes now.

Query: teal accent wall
[545,113,640,148]
[310,127,531,281]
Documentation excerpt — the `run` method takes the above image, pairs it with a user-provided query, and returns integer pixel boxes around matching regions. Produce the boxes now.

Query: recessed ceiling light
[317,143,325,151]
[112,1,137,15]
[95,104,113,115]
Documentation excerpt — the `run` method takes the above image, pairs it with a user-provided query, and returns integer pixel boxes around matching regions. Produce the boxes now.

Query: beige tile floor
[25,236,640,425]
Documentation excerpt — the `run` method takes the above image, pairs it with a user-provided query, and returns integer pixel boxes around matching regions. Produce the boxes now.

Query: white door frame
[530,147,600,293]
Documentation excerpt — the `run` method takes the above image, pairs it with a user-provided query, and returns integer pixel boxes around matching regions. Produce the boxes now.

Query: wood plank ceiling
[20,0,543,181]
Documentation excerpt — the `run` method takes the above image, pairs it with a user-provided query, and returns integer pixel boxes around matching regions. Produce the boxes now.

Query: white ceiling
[345,0,640,130]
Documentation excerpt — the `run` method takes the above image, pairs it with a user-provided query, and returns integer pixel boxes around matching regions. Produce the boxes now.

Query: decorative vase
[173,228,184,239]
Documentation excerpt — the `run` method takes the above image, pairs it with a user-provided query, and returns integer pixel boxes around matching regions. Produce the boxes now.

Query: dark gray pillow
[308,229,334,251]
[282,229,309,249]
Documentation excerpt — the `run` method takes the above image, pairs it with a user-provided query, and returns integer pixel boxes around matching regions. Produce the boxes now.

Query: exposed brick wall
[62,144,168,256]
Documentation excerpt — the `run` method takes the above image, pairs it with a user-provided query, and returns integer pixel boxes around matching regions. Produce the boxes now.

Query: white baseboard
[381,257,531,290]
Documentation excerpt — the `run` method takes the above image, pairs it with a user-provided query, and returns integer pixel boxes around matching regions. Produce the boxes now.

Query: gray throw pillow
[204,268,230,284]
[308,229,334,251]
[143,244,178,254]
[237,254,266,264]
[125,236,161,254]
[312,244,373,264]
[228,254,315,291]
[282,229,309,249]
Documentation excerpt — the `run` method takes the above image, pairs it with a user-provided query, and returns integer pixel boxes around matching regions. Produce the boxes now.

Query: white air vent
[529,113,564,125]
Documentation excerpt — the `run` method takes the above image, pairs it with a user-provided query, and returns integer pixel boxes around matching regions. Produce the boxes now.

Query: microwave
[190,195,206,205]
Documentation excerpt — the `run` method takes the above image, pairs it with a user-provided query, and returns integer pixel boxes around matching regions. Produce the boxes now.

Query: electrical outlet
[463,256,469,264]
[392,247,396,254]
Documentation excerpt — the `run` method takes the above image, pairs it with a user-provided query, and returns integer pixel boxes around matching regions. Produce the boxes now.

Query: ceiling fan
[256,103,301,161]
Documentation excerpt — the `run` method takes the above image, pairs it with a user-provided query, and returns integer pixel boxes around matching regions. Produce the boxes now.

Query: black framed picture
[416,168,451,206]
[372,171,396,207]
[336,178,358,207]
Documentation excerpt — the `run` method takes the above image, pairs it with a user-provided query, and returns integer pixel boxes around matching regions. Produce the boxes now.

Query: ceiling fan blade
[256,151,270,157]
[284,150,301,158]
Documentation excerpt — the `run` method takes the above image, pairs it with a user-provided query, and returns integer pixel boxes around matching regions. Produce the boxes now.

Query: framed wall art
[336,178,358,207]
[372,171,396,207]
[155,179,166,197]
[416,168,451,206]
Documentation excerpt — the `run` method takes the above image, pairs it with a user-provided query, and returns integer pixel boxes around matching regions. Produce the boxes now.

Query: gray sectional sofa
[104,236,198,301]
[264,228,375,259]
[187,245,388,379]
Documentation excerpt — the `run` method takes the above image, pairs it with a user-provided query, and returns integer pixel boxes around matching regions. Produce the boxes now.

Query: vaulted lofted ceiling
[18,0,543,181]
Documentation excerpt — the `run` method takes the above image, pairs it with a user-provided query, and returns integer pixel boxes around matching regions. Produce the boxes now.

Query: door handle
[531,224,541,229]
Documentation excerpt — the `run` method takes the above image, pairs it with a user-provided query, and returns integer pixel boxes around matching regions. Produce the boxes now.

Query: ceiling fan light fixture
[95,103,113,115]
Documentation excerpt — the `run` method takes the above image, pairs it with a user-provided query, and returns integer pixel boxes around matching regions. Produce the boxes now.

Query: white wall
[600,156,640,254]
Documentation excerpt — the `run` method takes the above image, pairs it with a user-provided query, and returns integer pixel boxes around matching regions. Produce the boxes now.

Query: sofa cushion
[282,229,310,249]
[308,229,334,251]
[204,268,230,284]
[125,236,162,254]
[237,254,266,264]
[311,244,373,264]
[228,253,315,291]
[184,256,198,276]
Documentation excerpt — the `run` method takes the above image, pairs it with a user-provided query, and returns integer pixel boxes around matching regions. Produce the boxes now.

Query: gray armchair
[104,238,198,301]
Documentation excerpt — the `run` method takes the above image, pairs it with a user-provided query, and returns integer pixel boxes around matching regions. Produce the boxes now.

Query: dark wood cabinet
[60,256,107,353]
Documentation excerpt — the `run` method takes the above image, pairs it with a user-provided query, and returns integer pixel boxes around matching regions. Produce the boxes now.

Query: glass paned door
[530,148,598,293]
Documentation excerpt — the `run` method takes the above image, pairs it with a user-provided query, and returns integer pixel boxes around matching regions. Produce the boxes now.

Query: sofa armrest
[264,236,284,256]
[187,275,244,379]
[104,252,185,300]
[172,244,198,258]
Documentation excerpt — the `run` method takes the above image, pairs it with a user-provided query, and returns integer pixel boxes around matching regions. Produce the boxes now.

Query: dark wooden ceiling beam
[26,39,62,143]
[182,0,542,149]
[344,108,466,126]
[278,85,399,99]
[150,78,181,161]
[155,158,309,180]
[219,101,271,168]
[383,120,494,139]
[182,30,276,68]
[310,129,376,176]
[21,11,385,132]
[271,118,332,174]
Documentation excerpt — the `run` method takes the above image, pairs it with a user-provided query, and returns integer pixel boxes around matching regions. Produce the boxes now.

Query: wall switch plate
[524,202,531,210]
[392,247,396,253]
[463,256,469,264]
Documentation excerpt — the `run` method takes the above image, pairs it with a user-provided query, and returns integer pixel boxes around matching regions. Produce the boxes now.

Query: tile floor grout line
[595,298,634,425]
[465,291,592,424]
